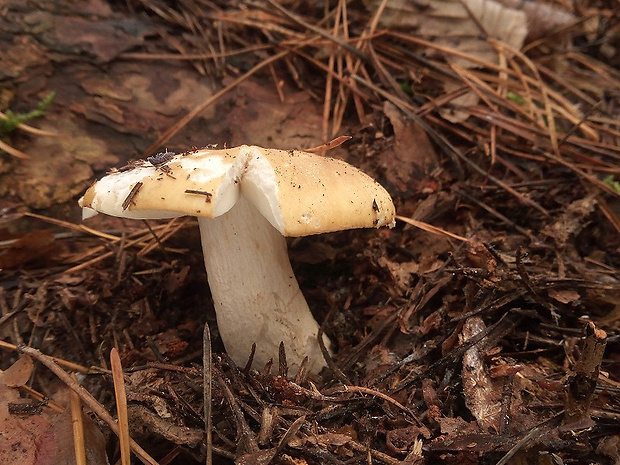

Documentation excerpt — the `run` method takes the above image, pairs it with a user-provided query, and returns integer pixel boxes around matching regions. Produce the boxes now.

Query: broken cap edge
[78,148,241,221]
[257,148,396,237]
[78,145,396,237]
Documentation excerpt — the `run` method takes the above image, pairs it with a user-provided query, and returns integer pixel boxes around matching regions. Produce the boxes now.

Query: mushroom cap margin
[79,145,396,237]
[258,147,395,236]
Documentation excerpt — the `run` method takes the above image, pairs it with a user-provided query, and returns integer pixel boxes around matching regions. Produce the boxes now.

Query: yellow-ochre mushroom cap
[79,145,395,237]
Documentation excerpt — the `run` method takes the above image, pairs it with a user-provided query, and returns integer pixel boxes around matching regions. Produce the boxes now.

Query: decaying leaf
[127,404,203,446]
[0,355,34,387]
[460,317,503,432]
[542,195,597,247]
[0,35,48,80]
[386,425,430,455]
[495,0,576,41]
[0,117,107,209]
[0,230,56,269]
[381,102,439,192]
[165,265,191,294]
[0,358,108,465]
[236,449,277,465]
[596,435,620,465]
[378,256,419,292]
[364,0,529,123]
[304,433,353,447]
[439,81,483,123]
[548,288,580,304]
[364,0,528,66]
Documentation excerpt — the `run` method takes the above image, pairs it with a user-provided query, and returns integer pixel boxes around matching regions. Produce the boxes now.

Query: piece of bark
[564,322,607,424]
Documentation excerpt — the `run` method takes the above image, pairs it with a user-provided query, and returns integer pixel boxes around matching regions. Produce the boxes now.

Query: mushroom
[79,145,395,373]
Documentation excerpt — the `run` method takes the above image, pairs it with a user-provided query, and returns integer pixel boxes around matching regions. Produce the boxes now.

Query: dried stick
[0,340,98,374]
[564,322,607,424]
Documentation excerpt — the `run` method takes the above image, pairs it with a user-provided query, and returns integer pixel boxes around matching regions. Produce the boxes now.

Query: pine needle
[203,323,213,465]
[305,135,352,153]
[111,347,132,465]
[70,373,87,465]
[396,216,471,243]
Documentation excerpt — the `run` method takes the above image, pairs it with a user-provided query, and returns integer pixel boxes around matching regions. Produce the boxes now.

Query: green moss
[506,91,525,105]
[0,91,56,137]
[603,175,620,195]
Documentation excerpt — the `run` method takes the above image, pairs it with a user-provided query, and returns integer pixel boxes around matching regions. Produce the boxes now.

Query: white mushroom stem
[198,196,331,373]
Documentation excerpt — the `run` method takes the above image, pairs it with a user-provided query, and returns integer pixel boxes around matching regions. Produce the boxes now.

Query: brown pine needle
[111,347,132,465]
[596,195,620,234]
[267,0,367,61]
[120,43,273,61]
[14,125,57,137]
[396,216,471,243]
[64,220,188,274]
[305,135,352,153]
[322,43,336,144]
[203,323,213,465]
[70,373,87,465]
[0,111,58,136]
[24,212,123,241]
[320,1,342,144]
[137,218,189,257]
[0,139,29,159]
